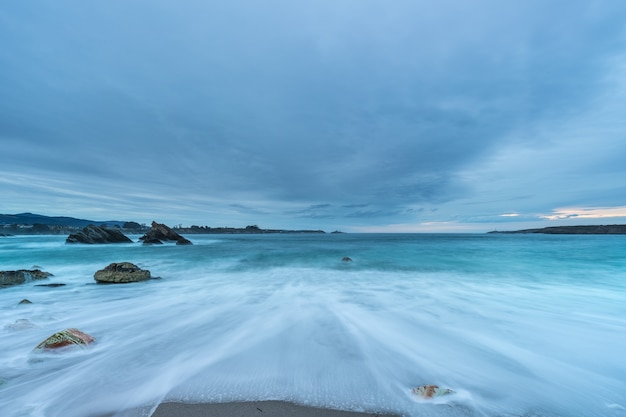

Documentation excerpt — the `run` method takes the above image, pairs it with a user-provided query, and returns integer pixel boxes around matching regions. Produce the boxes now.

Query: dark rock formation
[94,262,151,283]
[141,236,164,245]
[33,328,95,351]
[35,283,66,287]
[19,299,33,305]
[139,221,192,245]
[342,257,353,262]
[0,269,52,288]
[66,224,133,244]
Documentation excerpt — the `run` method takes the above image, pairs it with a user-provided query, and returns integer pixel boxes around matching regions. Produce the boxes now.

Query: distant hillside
[0,213,126,228]
[488,225,626,234]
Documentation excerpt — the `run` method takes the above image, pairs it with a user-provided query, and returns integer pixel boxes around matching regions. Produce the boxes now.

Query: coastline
[93,401,400,417]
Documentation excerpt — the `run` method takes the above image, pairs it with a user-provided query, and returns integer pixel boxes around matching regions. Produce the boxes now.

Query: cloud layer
[2,1,626,230]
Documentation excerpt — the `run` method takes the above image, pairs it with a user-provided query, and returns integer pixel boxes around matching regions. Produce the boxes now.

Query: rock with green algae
[33,328,95,351]
[94,262,151,283]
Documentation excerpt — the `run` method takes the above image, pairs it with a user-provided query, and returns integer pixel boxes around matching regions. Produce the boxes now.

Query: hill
[488,225,626,234]
[0,213,126,228]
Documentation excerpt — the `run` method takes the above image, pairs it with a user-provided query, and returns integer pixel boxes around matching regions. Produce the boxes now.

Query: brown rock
[34,328,95,351]
[94,262,151,283]
[411,385,454,399]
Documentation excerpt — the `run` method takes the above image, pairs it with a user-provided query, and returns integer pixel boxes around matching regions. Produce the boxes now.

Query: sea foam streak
[1,234,625,417]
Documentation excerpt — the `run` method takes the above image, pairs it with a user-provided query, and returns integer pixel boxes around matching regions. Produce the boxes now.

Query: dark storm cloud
[1,0,626,229]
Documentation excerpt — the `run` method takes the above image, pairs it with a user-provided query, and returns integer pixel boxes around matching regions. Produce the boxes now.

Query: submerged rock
[5,319,37,331]
[341,256,353,262]
[34,328,95,351]
[0,269,52,288]
[139,221,192,245]
[66,225,133,244]
[94,262,151,283]
[18,299,33,305]
[412,385,455,399]
[34,283,66,287]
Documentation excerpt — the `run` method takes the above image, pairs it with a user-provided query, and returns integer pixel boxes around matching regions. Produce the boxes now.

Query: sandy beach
[151,401,399,417]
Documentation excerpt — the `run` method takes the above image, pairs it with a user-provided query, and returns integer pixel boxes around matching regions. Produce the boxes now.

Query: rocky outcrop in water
[94,262,151,283]
[5,319,37,331]
[139,221,192,245]
[0,269,52,288]
[33,328,95,351]
[66,225,133,244]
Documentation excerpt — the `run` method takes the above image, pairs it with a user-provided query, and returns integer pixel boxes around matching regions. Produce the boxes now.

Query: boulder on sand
[0,269,52,288]
[66,225,133,244]
[139,221,192,245]
[94,262,151,283]
[33,328,95,351]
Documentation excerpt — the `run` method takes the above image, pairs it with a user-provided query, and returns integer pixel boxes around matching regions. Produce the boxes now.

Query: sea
[1,233,625,417]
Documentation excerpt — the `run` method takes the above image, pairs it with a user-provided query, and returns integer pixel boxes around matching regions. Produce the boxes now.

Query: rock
[341,256,353,262]
[0,269,53,288]
[411,385,454,399]
[34,283,66,287]
[94,262,151,283]
[18,299,33,304]
[66,224,133,244]
[33,328,95,351]
[139,221,192,245]
[5,319,37,331]
[141,236,164,245]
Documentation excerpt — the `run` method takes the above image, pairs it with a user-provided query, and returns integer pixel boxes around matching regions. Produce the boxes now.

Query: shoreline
[151,400,400,417]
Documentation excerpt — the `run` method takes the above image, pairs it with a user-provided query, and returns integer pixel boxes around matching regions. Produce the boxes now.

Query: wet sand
[151,400,399,417]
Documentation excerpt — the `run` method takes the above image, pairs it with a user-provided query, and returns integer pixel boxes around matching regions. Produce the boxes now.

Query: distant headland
[488,224,626,234]
[0,213,327,235]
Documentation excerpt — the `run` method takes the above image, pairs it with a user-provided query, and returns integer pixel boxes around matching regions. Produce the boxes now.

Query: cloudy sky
[2,0,626,232]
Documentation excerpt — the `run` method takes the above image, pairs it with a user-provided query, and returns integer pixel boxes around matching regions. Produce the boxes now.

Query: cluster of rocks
[2,261,153,369]
[1,261,152,289]
[64,221,192,245]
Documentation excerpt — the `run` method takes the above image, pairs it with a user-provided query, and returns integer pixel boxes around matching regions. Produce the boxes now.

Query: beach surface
[151,401,398,417]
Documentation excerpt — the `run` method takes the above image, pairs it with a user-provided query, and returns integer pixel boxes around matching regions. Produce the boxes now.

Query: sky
[1,0,626,232]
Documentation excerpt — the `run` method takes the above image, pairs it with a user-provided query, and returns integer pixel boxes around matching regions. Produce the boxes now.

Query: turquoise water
[1,233,625,417]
